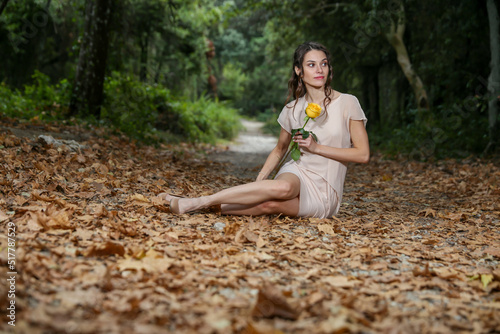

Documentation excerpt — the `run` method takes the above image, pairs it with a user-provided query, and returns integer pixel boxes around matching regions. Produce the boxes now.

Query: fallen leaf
[251,284,300,320]
[0,210,10,222]
[318,224,335,236]
[322,276,360,288]
[130,193,149,202]
[256,235,267,248]
[484,247,500,258]
[116,257,174,273]
[85,241,125,257]
[481,274,494,289]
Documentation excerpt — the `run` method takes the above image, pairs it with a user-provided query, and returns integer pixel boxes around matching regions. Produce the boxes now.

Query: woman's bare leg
[160,173,300,214]
[221,197,300,216]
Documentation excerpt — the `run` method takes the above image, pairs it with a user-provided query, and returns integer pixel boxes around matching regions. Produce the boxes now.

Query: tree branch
[384,3,428,110]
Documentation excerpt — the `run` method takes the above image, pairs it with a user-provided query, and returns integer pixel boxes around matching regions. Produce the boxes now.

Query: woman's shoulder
[333,93,362,110]
[335,92,359,103]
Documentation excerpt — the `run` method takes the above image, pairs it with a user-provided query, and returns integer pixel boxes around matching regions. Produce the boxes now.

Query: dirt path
[208,119,277,180]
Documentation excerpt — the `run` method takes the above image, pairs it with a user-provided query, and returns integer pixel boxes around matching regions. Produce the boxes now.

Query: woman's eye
[322,62,328,67]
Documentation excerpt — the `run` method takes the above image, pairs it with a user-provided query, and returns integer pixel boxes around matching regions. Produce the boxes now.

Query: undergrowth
[0,71,241,144]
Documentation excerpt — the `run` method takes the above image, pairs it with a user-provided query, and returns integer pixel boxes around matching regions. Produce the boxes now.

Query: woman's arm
[295,119,370,164]
[256,128,292,181]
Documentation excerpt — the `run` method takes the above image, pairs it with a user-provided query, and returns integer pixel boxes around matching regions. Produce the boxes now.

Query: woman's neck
[304,86,326,105]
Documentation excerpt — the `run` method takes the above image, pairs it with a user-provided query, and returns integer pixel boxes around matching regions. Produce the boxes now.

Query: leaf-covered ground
[0,120,499,334]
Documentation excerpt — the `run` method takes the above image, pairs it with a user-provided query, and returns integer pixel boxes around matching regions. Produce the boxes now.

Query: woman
[159,41,369,218]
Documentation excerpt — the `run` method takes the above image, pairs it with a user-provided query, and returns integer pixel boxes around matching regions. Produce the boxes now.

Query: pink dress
[275,94,367,218]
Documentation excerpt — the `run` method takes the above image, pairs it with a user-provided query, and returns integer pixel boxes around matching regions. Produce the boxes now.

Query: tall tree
[131,0,169,82]
[485,0,499,153]
[0,0,10,17]
[384,3,429,110]
[69,0,112,117]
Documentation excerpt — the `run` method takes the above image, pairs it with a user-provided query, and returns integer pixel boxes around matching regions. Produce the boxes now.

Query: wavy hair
[285,41,333,110]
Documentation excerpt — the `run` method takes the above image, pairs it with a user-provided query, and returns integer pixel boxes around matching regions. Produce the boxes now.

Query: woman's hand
[293,133,317,153]
[256,128,292,181]
[256,172,267,181]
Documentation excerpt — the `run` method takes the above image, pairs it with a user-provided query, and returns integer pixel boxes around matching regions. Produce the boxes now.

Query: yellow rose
[305,103,322,119]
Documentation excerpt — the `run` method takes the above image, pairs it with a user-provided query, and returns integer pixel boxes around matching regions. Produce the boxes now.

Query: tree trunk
[485,0,500,154]
[0,0,10,16]
[154,46,165,84]
[362,66,380,125]
[69,0,112,118]
[385,4,429,110]
[139,35,148,82]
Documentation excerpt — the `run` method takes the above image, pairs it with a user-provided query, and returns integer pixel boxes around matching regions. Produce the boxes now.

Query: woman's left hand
[293,134,317,153]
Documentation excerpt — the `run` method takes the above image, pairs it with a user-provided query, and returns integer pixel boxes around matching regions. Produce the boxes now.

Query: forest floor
[0,117,499,334]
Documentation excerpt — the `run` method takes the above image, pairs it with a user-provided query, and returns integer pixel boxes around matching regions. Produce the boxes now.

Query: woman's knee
[271,180,298,199]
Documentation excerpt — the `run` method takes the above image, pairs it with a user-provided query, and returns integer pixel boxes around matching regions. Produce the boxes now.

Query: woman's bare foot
[157,193,183,214]
[157,192,213,214]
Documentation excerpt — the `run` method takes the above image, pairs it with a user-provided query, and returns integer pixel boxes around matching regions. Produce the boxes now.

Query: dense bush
[1,71,241,144]
[0,71,71,120]
[102,72,240,143]
[169,95,241,144]
[372,96,491,159]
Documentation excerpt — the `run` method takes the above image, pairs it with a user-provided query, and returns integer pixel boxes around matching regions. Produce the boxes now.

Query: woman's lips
[314,76,325,79]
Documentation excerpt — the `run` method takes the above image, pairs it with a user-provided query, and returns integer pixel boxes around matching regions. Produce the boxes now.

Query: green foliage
[101,72,240,143]
[101,72,165,141]
[0,0,496,158]
[24,71,71,109]
[1,70,240,145]
[373,96,491,159]
[218,63,248,102]
[0,71,70,120]
[170,95,241,144]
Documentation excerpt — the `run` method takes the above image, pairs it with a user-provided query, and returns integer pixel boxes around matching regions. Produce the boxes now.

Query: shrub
[0,71,70,120]
[169,94,241,143]
[1,70,241,145]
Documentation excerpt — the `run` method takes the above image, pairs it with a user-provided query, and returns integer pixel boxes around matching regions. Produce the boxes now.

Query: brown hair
[285,41,333,110]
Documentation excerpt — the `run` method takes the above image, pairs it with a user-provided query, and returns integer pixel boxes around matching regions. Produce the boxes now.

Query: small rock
[214,222,226,231]
[38,135,85,151]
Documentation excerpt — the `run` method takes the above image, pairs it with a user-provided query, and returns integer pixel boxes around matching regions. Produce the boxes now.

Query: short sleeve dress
[275,93,367,218]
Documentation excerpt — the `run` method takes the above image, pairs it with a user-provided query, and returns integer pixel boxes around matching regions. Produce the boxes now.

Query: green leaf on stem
[291,148,301,161]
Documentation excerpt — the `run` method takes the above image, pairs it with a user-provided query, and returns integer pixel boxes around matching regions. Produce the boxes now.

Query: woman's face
[295,50,329,89]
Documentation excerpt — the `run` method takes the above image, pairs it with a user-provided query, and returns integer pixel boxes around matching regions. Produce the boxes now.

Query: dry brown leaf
[307,291,325,306]
[0,210,10,222]
[317,223,335,236]
[244,230,260,243]
[484,246,500,258]
[28,205,73,230]
[85,241,125,257]
[322,276,361,288]
[116,257,174,273]
[251,284,300,320]
[256,235,267,248]
[433,267,461,280]
[419,208,437,217]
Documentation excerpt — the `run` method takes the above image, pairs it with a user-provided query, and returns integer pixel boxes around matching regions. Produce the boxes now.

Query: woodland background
[0,1,500,333]
[0,0,499,158]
